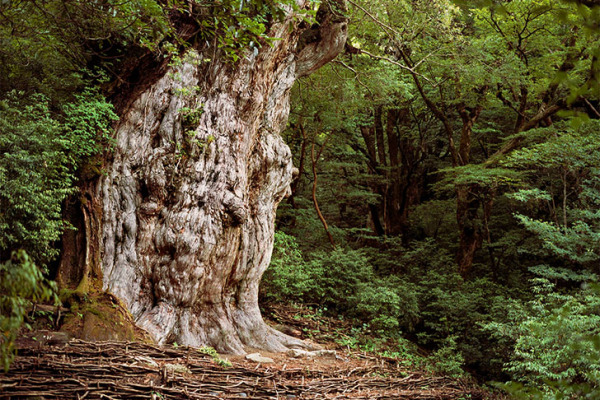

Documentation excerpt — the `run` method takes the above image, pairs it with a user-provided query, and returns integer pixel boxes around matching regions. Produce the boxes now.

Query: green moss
[59,288,87,306]
[59,290,150,343]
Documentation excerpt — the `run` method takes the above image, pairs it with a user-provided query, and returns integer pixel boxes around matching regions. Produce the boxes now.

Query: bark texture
[99,3,347,353]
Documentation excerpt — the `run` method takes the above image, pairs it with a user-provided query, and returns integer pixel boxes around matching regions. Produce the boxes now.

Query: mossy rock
[60,291,152,343]
[81,312,132,341]
[59,288,88,306]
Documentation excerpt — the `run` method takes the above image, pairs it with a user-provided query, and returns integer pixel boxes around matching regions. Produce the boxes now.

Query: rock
[286,349,337,358]
[286,349,311,358]
[245,353,274,363]
[135,356,158,368]
[43,332,70,346]
[312,349,337,357]
[164,363,191,374]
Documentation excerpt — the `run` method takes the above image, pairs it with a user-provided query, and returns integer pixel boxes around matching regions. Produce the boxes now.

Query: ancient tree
[59,1,348,353]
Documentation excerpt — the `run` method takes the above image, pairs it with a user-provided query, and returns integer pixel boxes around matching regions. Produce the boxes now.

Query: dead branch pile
[1,340,489,399]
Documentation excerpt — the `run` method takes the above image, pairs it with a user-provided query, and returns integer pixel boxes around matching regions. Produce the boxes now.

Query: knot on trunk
[295,0,348,78]
[223,191,247,227]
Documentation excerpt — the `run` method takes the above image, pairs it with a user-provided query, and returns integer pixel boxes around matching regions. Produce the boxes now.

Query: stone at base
[245,353,274,363]
[286,349,337,358]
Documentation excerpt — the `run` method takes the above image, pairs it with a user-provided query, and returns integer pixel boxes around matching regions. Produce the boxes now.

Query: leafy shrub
[264,232,518,378]
[428,335,466,378]
[415,271,513,374]
[0,90,117,265]
[349,279,419,333]
[263,232,419,335]
[302,248,374,307]
[61,89,118,163]
[0,94,74,264]
[387,239,519,378]
[261,231,311,302]
[485,279,600,398]
[0,250,57,371]
[506,120,600,267]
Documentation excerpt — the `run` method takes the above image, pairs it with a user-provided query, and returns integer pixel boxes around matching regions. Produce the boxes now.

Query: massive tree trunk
[94,2,347,354]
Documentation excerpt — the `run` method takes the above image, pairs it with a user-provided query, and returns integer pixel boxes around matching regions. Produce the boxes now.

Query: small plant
[336,334,359,349]
[151,391,165,400]
[427,335,466,378]
[0,250,57,372]
[198,346,232,368]
[179,105,204,128]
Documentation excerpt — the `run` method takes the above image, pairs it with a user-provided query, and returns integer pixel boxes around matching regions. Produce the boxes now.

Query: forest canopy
[1,0,599,397]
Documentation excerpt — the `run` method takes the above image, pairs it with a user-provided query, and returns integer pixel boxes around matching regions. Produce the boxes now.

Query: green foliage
[263,232,419,335]
[428,335,466,378]
[198,346,232,368]
[485,280,600,398]
[264,236,372,307]
[0,91,117,265]
[182,0,318,62]
[0,250,57,372]
[506,121,600,266]
[435,165,521,195]
[0,94,72,264]
[62,89,119,162]
[0,0,172,97]
[392,240,520,377]
[264,232,517,377]
[349,279,418,333]
[261,231,311,301]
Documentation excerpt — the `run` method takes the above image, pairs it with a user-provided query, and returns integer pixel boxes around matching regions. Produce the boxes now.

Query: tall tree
[92,0,348,353]
[0,0,349,353]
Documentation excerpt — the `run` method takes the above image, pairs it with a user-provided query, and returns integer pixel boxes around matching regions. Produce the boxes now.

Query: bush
[0,90,117,265]
[0,250,57,371]
[264,232,518,378]
[261,231,311,302]
[349,279,419,333]
[428,335,466,378]
[263,232,420,335]
[485,279,600,398]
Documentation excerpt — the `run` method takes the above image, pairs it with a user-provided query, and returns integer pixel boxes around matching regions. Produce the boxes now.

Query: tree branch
[358,48,432,83]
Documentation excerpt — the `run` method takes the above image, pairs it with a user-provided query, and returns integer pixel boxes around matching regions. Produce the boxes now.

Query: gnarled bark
[96,3,347,353]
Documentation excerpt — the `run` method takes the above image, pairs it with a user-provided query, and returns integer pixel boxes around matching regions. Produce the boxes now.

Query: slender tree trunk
[59,2,348,353]
[375,105,387,167]
[384,107,424,238]
[385,108,401,236]
[455,104,484,276]
[360,125,386,235]
[288,122,309,209]
[310,136,336,248]
[456,186,482,278]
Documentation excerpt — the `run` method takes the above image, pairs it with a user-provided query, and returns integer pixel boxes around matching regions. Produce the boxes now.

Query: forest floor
[1,305,498,399]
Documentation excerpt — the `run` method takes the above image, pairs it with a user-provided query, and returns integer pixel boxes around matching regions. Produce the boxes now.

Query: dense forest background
[266,0,600,395]
[1,0,599,398]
